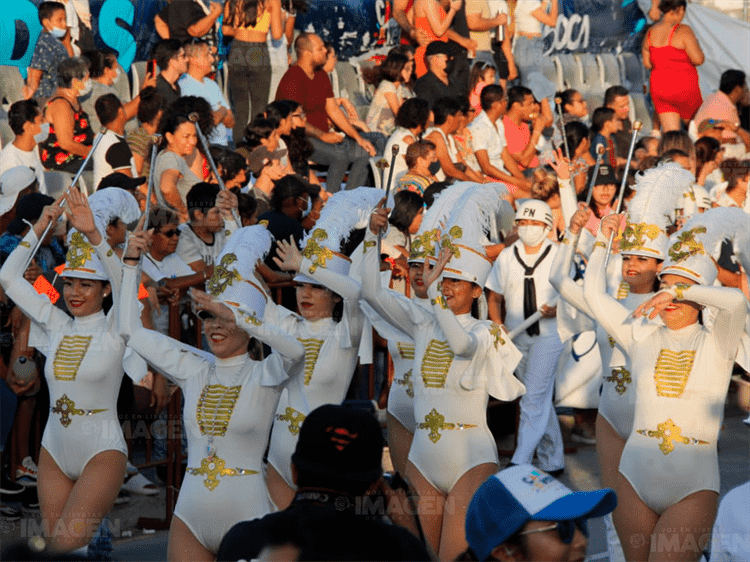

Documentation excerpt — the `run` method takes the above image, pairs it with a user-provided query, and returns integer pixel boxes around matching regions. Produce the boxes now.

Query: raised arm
[549,206,593,315]
[191,288,304,361]
[582,220,634,351]
[424,248,478,358]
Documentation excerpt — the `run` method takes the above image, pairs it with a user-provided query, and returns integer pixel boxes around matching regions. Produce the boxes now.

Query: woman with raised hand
[262,189,374,510]
[583,213,746,562]
[0,187,138,553]
[364,188,524,561]
[118,225,304,561]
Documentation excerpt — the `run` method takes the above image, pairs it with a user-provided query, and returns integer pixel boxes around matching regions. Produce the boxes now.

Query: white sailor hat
[620,222,668,260]
[62,230,109,281]
[659,226,717,286]
[680,184,711,218]
[206,225,273,320]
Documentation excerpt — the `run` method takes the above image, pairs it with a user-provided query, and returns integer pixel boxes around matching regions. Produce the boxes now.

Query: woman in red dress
[642,0,704,133]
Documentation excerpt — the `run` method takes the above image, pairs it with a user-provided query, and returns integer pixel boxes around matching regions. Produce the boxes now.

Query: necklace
[202,359,247,459]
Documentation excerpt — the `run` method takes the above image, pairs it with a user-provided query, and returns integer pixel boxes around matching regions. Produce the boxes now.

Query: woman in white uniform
[583,216,747,562]
[364,188,525,561]
[0,189,140,553]
[119,225,305,561]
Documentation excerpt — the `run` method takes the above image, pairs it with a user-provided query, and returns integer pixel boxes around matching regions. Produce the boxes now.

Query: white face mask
[78,79,93,97]
[50,27,67,39]
[34,123,50,143]
[517,225,548,247]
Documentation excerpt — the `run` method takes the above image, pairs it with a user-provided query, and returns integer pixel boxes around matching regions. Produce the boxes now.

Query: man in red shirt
[276,32,377,191]
[503,86,550,173]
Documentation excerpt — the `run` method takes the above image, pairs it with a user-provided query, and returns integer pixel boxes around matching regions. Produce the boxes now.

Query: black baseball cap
[98,172,147,192]
[425,40,452,58]
[588,163,618,186]
[291,404,384,482]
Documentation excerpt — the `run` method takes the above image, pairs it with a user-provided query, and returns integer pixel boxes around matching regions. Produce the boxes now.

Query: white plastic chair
[44,171,74,199]
[369,156,384,190]
[130,61,151,100]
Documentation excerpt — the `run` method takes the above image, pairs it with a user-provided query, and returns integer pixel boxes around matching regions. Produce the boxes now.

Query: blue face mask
[50,27,67,39]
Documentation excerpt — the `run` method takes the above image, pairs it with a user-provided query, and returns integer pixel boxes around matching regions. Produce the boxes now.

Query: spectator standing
[275,33,376,191]
[39,57,95,174]
[469,84,531,196]
[267,1,303,104]
[465,0,506,69]
[93,94,136,190]
[513,0,558,101]
[694,69,750,154]
[152,40,187,108]
[590,107,622,169]
[178,40,234,146]
[643,0,703,133]
[0,101,48,194]
[224,0,283,144]
[413,41,455,107]
[24,1,74,101]
[413,0,461,78]
[155,0,223,46]
[126,87,164,180]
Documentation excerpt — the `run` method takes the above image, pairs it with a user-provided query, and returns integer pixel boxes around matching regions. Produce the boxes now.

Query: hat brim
[533,488,617,521]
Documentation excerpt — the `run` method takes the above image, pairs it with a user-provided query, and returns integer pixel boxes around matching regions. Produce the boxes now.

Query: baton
[571,144,606,254]
[188,113,241,226]
[507,297,559,340]
[603,121,642,269]
[23,128,108,271]
[554,97,571,160]
[377,145,400,254]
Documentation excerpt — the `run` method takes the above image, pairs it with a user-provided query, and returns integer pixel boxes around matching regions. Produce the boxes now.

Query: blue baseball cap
[466,465,617,560]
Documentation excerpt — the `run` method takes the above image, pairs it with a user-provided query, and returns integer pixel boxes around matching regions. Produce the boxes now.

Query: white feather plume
[88,188,141,234]
[627,162,694,229]
[444,183,512,247]
[299,187,383,251]
[679,207,750,274]
[414,182,478,240]
[219,225,275,277]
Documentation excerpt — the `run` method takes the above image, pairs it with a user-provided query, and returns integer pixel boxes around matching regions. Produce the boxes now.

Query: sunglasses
[518,519,588,544]
[159,229,181,238]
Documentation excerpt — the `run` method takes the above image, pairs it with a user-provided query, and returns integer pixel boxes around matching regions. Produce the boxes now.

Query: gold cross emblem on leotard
[395,369,414,398]
[636,418,709,455]
[489,323,506,349]
[606,367,631,395]
[418,408,477,444]
[277,407,306,435]
[187,455,258,491]
[50,394,107,428]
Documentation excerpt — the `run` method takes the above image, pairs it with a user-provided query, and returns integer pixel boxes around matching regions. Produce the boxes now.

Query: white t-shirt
[175,221,236,268]
[93,130,135,191]
[178,74,231,146]
[488,0,510,40]
[708,480,750,562]
[0,143,47,194]
[469,111,508,173]
[486,239,559,338]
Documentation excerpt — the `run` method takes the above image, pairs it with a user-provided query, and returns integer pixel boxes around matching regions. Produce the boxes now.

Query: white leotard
[583,232,747,515]
[264,257,365,487]
[119,264,304,553]
[0,231,135,480]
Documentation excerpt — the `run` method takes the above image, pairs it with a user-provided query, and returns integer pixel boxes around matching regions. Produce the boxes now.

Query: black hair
[38,1,65,24]
[283,127,315,178]
[604,85,629,107]
[265,100,294,124]
[225,0,263,28]
[137,86,164,125]
[57,57,90,89]
[389,190,423,235]
[658,0,686,13]
[432,97,462,126]
[236,192,258,223]
[186,182,220,219]
[480,84,505,111]
[455,95,471,116]
[166,96,215,142]
[157,110,192,149]
[507,85,532,110]
[591,107,615,135]
[389,43,416,58]
[8,99,41,136]
[395,98,430,130]
[369,52,409,86]
[210,145,247,184]
[719,69,746,96]
[94,93,123,127]
[240,117,276,150]
[148,206,180,230]
[83,50,116,79]
[564,121,589,158]
[557,88,579,112]
[660,148,690,165]
[294,467,372,497]
[694,137,722,177]
[270,174,310,212]
[152,39,183,73]
[423,180,452,208]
